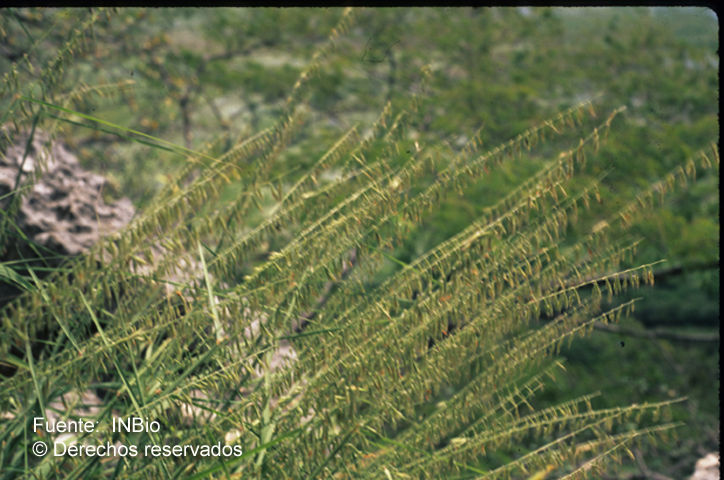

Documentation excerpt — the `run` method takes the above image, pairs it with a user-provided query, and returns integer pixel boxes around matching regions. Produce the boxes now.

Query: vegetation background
[0,7,718,479]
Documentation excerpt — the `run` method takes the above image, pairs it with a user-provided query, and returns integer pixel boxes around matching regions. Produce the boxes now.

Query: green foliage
[0,7,718,479]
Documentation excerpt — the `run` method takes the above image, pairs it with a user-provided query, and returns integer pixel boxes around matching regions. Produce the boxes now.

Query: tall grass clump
[0,7,718,480]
